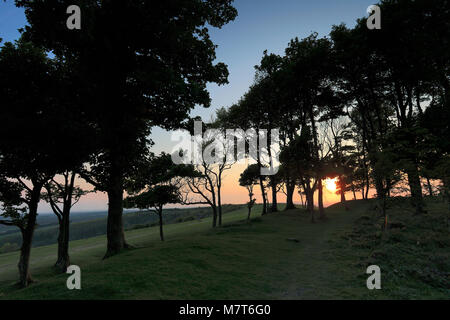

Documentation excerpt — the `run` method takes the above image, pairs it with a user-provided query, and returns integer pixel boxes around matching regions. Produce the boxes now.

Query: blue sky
[0,0,374,153]
[161,0,375,153]
[0,0,375,211]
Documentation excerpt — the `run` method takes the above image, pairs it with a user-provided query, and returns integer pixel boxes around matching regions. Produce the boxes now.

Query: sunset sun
[324,178,338,193]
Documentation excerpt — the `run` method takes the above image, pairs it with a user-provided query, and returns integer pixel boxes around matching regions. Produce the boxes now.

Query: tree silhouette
[16,0,237,257]
[43,173,88,272]
[280,127,318,222]
[125,153,195,241]
[239,164,261,222]
[0,40,83,286]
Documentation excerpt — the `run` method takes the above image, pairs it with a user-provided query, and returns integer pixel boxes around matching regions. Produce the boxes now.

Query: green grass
[327,198,449,299]
[0,200,448,299]
[0,205,243,251]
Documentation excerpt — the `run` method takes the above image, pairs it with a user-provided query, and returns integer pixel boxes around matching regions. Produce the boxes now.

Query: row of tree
[0,0,238,287]
[1,0,449,289]
[223,0,449,224]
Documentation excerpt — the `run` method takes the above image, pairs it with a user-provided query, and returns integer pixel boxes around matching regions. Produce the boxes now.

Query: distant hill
[0,209,152,234]
[0,210,110,236]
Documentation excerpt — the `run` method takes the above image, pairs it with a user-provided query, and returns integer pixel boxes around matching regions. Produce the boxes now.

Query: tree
[0,40,71,287]
[284,34,340,217]
[180,133,234,228]
[239,164,260,221]
[43,173,88,272]
[280,127,318,222]
[204,122,237,226]
[17,0,237,257]
[323,118,356,208]
[254,51,284,212]
[125,153,194,241]
[216,63,283,216]
[182,164,220,228]
[221,34,339,220]
[421,101,450,209]
[372,148,402,230]
[40,56,94,273]
[331,0,450,214]
[330,22,400,213]
[125,185,180,242]
[236,88,270,215]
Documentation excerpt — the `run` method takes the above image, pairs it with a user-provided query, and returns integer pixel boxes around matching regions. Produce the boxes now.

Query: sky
[0,0,376,212]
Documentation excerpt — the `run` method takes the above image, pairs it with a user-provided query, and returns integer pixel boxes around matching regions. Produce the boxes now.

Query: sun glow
[324,178,338,193]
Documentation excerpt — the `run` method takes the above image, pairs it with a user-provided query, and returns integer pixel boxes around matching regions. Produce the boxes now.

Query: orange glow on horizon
[44,163,376,213]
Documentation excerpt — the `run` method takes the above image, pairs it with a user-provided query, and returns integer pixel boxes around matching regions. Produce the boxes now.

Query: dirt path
[273,206,364,299]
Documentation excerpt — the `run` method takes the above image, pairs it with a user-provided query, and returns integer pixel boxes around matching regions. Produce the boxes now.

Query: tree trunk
[17,184,42,287]
[365,180,370,199]
[259,175,267,215]
[365,157,372,200]
[305,188,313,212]
[267,128,278,213]
[55,173,75,272]
[308,103,321,221]
[18,229,33,288]
[285,182,296,210]
[104,170,128,258]
[340,188,346,203]
[318,179,326,220]
[426,176,433,196]
[374,172,383,200]
[406,166,425,214]
[307,190,315,223]
[247,206,252,222]
[212,206,218,228]
[55,213,70,273]
[158,209,164,241]
[339,176,349,211]
[217,186,222,226]
[271,178,278,213]
[299,190,305,208]
[351,184,356,200]
[339,176,346,203]
[363,152,370,200]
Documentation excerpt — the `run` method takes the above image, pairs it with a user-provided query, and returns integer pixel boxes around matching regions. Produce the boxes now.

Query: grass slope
[0,200,448,299]
[0,205,242,252]
[328,198,449,299]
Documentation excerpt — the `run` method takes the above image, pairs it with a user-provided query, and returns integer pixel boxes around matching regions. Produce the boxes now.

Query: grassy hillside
[328,198,449,299]
[0,205,242,253]
[0,199,448,300]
